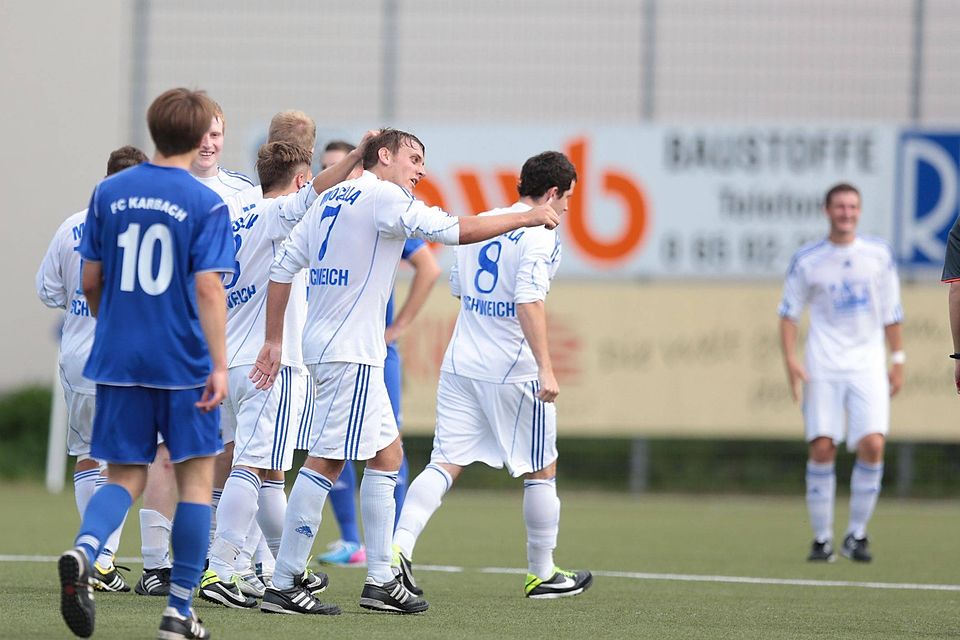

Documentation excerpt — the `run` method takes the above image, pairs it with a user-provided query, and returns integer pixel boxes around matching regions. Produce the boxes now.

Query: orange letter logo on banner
[566,137,649,264]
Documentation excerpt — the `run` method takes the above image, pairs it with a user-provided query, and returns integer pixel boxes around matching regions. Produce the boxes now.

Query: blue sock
[168,502,211,617]
[393,455,409,530]
[74,484,132,566]
[328,462,361,544]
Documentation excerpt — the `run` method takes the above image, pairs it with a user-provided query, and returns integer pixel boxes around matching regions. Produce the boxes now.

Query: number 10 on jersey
[117,222,174,295]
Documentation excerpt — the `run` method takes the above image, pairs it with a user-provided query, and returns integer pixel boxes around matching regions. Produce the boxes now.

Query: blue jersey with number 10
[79,163,235,388]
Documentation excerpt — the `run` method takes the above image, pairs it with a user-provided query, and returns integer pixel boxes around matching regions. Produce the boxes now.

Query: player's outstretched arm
[779,316,807,403]
[385,246,441,344]
[311,129,379,195]
[518,300,558,403]
[81,260,104,318]
[457,203,560,245]
[884,322,904,397]
[195,271,229,412]
[249,279,292,390]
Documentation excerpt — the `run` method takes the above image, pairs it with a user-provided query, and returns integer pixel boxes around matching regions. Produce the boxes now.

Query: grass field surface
[3,483,959,639]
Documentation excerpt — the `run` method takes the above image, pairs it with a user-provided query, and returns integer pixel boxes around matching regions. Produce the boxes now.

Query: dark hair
[361,128,425,170]
[824,182,860,207]
[146,88,217,157]
[106,145,148,176]
[324,140,355,154]
[256,141,313,192]
[518,151,577,199]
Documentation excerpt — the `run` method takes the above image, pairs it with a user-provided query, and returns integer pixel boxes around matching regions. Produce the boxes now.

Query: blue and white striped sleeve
[36,223,67,309]
[375,183,460,245]
[879,247,904,325]
[777,254,806,321]
[270,200,314,284]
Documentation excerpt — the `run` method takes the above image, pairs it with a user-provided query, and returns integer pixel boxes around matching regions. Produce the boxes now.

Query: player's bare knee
[526,460,557,481]
[75,457,100,473]
[266,468,285,482]
[367,437,404,472]
[106,463,149,500]
[808,437,836,463]
[856,434,885,464]
[304,455,344,484]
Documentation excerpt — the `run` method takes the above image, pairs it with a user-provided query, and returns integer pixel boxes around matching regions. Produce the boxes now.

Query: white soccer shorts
[221,365,304,471]
[431,371,558,477]
[64,387,96,460]
[803,369,890,452]
[305,362,398,461]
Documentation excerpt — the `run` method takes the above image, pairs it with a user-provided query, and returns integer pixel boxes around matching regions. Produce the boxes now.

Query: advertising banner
[395,281,958,441]
[394,125,901,279]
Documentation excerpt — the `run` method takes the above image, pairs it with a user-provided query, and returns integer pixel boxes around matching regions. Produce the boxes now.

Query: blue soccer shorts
[90,384,223,464]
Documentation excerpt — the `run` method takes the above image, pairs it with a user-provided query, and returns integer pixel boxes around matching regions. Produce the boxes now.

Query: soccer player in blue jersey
[316,141,442,567]
[58,88,235,640]
[37,145,148,594]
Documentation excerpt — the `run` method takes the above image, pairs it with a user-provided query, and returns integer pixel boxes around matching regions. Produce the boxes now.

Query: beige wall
[395,281,959,441]
[1,1,129,389]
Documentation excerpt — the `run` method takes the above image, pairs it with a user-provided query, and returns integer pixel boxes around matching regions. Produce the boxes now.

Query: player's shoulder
[219,167,255,188]
[786,239,829,269]
[858,235,895,259]
[61,208,88,230]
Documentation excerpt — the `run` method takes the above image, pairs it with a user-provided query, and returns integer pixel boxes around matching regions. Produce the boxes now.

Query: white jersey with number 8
[441,203,561,384]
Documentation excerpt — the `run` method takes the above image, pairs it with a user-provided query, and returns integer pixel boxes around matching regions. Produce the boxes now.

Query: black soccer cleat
[807,540,837,562]
[59,548,96,638]
[197,569,258,609]
[157,606,211,640]
[841,534,873,563]
[92,561,131,592]
[359,577,429,614]
[297,569,329,595]
[392,547,423,596]
[136,567,172,596]
[261,584,341,615]
[524,567,593,599]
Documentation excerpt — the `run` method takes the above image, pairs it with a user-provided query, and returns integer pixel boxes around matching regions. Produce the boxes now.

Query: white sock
[806,461,836,543]
[258,480,287,558]
[209,488,223,549]
[273,468,332,589]
[139,509,172,570]
[394,464,452,559]
[361,468,398,584]
[847,461,883,539]
[234,523,261,575]
[73,468,99,517]
[523,479,560,580]
[209,469,261,581]
[254,535,275,576]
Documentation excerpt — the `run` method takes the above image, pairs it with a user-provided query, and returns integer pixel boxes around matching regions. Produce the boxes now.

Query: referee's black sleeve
[943,217,960,282]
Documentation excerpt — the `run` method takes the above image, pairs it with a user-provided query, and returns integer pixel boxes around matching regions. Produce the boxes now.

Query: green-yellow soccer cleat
[524,567,593,599]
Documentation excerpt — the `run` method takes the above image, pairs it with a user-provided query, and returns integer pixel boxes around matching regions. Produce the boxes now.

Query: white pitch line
[3,555,959,593]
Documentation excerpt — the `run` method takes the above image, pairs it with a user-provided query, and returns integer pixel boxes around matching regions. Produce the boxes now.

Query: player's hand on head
[196,368,228,412]
[356,130,380,156]
[537,370,559,403]
[249,342,282,390]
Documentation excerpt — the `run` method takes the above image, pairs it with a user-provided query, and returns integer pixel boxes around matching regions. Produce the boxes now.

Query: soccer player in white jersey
[249,129,560,615]
[778,183,904,563]
[36,145,148,594]
[390,151,593,600]
[191,101,255,197]
[135,110,319,598]
[316,140,442,568]
[198,137,374,611]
